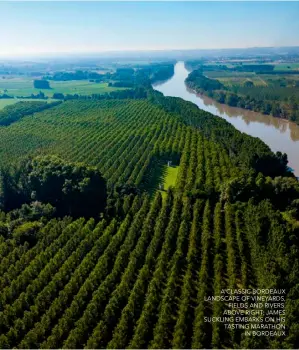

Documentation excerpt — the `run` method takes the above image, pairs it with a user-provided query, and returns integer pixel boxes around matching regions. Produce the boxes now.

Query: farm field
[158,165,179,199]
[0,82,298,349]
[274,63,299,71]
[0,77,124,97]
[0,98,58,110]
[216,75,268,87]
[203,70,269,87]
[202,62,299,72]
[1,96,298,349]
[0,99,18,109]
[0,190,290,350]
[163,165,179,189]
[204,70,256,78]
[0,99,238,191]
[186,62,299,123]
[2,1,299,349]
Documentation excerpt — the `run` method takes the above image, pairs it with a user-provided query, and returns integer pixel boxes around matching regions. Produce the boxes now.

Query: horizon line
[1,45,299,60]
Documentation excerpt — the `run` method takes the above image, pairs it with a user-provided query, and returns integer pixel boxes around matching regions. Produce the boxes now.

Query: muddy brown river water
[154,61,299,176]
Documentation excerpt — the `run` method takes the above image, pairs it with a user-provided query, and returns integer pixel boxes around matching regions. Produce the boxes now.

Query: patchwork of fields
[0,77,124,97]
[0,89,298,349]
[186,60,299,123]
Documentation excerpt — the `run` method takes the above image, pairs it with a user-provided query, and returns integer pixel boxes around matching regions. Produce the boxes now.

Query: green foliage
[0,100,61,126]
[52,86,147,101]
[33,80,50,89]
[186,69,225,91]
[172,199,203,349]
[9,201,55,222]
[149,64,174,83]
[0,221,8,238]
[192,200,212,349]
[0,82,298,349]
[22,155,107,218]
[12,221,42,245]
[45,70,104,82]
[243,80,254,88]
[0,179,298,349]
[149,89,289,177]
[186,67,299,124]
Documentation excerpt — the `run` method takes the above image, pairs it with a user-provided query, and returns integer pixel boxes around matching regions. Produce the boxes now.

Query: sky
[0,1,299,57]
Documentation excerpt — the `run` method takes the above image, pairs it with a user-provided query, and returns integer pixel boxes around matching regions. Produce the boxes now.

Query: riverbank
[185,67,299,125]
[154,61,299,176]
[187,88,299,134]
[185,81,299,126]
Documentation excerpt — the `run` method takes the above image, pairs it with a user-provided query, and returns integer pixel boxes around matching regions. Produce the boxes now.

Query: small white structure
[167,160,172,167]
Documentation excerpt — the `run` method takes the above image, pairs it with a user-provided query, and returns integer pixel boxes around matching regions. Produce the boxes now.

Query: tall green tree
[23,156,107,218]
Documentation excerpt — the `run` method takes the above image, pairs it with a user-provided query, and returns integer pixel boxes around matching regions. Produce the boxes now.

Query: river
[154,61,299,176]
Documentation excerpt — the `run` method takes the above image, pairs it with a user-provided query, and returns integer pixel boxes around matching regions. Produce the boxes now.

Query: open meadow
[0,99,18,109]
[0,77,124,97]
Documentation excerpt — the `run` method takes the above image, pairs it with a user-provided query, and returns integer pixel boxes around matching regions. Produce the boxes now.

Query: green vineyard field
[0,93,298,349]
[0,193,296,349]
[0,99,238,190]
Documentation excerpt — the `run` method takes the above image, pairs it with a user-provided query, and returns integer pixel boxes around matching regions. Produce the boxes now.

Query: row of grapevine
[0,195,295,349]
[0,218,71,290]
[0,95,296,349]
[149,198,192,349]
[0,99,238,192]
[127,195,183,349]
[106,192,174,349]
[192,200,213,349]
[5,219,97,346]
[0,218,84,312]
[172,199,204,349]
[85,192,163,348]
[39,196,146,349]
[17,219,116,349]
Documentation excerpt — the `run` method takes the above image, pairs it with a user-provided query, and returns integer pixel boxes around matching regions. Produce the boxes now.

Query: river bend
[154,61,299,176]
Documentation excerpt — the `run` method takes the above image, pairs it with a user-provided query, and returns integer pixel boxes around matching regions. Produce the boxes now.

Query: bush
[12,221,42,245]
[0,221,8,238]
[33,80,51,89]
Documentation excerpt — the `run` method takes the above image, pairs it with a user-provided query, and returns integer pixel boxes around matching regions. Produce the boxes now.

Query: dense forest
[33,80,51,89]
[44,63,174,89]
[0,67,299,349]
[185,66,299,124]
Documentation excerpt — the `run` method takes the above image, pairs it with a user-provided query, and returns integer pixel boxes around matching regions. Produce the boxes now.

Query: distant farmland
[0,99,18,109]
[0,77,125,97]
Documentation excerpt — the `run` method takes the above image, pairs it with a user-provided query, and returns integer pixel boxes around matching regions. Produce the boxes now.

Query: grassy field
[204,70,255,78]
[0,98,57,109]
[274,63,299,71]
[163,165,179,189]
[217,75,268,87]
[204,70,268,86]
[159,165,179,199]
[0,99,18,109]
[0,77,125,97]
[205,70,268,87]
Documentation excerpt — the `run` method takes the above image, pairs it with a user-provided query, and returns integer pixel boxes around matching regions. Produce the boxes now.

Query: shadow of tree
[141,159,167,197]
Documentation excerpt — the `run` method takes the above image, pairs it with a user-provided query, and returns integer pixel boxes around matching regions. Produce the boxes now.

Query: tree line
[185,67,299,124]
[0,74,298,348]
